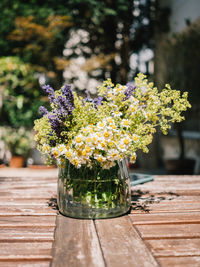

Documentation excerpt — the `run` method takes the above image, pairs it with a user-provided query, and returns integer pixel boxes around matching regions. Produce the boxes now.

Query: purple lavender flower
[48,113,63,137]
[124,83,136,100]
[55,96,72,116]
[42,85,55,103]
[93,96,104,108]
[39,106,49,116]
[39,83,75,141]
[61,84,74,112]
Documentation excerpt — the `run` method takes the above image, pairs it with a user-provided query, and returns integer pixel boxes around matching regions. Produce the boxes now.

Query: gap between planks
[51,215,159,267]
[51,215,105,267]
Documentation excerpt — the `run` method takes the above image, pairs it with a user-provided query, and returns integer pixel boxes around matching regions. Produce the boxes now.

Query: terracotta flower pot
[9,156,24,168]
[28,164,56,169]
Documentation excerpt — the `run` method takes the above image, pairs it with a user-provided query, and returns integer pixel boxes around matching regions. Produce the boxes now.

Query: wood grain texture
[157,256,200,267]
[131,202,200,214]
[0,168,57,266]
[130,175,200,266]
[95,216,159,267]
[0,227,55,242]
[0,168,58,178]
[0,216,56,228]
[129,212,200,225]
[1,170,200,266]
[0,242,52,259]
[51,215,105,267]
[146,239,200,257]
[0,205,57,216]
[136,223,200,240]
[0,261,50,267]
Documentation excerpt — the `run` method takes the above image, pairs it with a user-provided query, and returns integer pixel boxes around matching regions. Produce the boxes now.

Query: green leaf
[103,8,117,16]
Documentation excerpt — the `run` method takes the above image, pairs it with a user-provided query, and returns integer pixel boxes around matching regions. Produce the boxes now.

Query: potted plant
[2,127,33,168]
[34,73,190,219]
[158,19,200,174]
[164,123,196,174]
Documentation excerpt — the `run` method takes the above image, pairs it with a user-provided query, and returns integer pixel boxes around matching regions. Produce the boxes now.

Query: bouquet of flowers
[34,73,190,218]
[34,73,190,169]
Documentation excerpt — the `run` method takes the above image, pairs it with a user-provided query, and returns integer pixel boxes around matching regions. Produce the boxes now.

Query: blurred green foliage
[0,0,156,86]
[0,56,45,127]
[161,18,200,105]
[0,0,70,56]
[1,126,33,156]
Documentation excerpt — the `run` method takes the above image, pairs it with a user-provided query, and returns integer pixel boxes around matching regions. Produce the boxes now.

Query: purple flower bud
[39,106,48,116]
[93,96,104,108]
[42,85,55,103]
[124,83,136,100]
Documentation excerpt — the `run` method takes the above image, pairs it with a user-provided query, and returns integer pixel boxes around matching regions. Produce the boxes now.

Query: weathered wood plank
[0,242,52,259]
[133,184,200,190]
[0,177,56,183]
[0,197,55,201]
[0,227,55,242]
[0,216,56,227]
[0,169,57,267]
[131,194,200,202]
[0,199,54,205]
[0,183,56,190]
[0,168,58,178]
[0,190,56,198]
[131,202,200,214]
[51,215,105,267]
[136,224,200,239]
[132,185,200,196]
[146,238,200,257]
[95,216,159,267]
[156,256,200,267]
[0,205,57,216]
[129,212,200,225]
[0,261,50,267]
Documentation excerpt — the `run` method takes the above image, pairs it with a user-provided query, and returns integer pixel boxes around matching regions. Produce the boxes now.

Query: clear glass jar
[57,159,131,219]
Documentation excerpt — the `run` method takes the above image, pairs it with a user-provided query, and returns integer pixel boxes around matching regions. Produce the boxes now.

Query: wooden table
[0,169,200,267]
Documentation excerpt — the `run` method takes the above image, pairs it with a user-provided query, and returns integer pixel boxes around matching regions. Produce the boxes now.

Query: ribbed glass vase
[57,159,131,219]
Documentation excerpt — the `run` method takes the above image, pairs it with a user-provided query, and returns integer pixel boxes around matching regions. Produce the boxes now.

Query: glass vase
[57,159,131,219]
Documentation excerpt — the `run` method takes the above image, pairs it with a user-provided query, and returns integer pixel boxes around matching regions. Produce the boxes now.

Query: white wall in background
[161,0,200,33]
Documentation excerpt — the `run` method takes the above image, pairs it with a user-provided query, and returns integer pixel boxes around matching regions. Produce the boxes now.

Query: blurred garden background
[0,0,200,174]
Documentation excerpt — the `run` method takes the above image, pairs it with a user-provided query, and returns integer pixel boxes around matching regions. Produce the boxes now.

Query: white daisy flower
[107,149,118,161]
[121,119,131,128]
[97,121,106,129]
[102,161,116,169]
[121,136,131,147]
[52,147,59,158]
[112,110,122,117]
[94,154,106,163]
[130,153,137,163]
[132,134,139,143]
[102,130,112,140]
[117,143,127,152]
[73,135,84,147]
[71,157,81,168]
[129,105,137,114]
[42,144,50,153]
[57,144,66,155]
[64,148,74,159]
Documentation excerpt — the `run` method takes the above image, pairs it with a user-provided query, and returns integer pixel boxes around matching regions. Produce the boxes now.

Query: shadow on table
[47,197,58,210]
[131,189,180,213]
[47,190,180,214]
